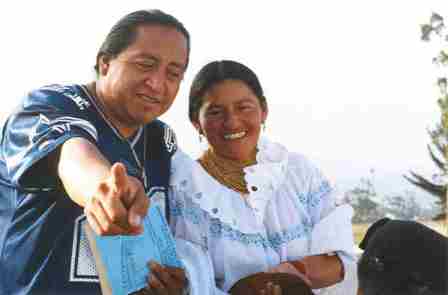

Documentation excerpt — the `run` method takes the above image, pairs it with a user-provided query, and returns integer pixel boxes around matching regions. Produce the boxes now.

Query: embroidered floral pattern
[267,222,312,249]
[297,180,332,208]
[170,199,202,225]
[209,219,271,248]
[171,198,313,250]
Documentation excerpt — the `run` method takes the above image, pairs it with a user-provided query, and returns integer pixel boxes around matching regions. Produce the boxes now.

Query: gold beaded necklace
[198,149,257,194]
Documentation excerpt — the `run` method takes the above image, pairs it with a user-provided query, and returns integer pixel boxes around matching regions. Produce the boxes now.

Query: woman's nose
[223,112,240,128]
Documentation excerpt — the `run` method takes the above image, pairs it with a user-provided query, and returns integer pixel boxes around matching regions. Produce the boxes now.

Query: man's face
[97,24,188,137]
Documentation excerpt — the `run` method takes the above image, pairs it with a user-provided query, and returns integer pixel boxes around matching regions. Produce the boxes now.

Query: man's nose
[144,70,164,93]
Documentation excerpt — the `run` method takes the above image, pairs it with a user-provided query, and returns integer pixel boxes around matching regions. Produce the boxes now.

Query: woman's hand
[267,262,312,287]
[139,261,188,295]
[259,282,282,295]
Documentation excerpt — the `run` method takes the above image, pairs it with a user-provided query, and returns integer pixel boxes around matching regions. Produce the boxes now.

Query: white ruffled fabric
[175,238,219,295]
[169,137,358,294]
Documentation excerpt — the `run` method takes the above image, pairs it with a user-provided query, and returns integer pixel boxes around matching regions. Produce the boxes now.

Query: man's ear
[98,55,111,76]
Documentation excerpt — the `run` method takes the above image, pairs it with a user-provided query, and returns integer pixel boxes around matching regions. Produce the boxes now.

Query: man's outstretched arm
[57,137,149,235]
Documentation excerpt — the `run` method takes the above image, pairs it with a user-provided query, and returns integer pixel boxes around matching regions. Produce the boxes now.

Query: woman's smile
[223,131,247,140]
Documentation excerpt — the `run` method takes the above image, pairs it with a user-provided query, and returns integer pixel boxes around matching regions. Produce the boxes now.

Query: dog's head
[358,218,447,295]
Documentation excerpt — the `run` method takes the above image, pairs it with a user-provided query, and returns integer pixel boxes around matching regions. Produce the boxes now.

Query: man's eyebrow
[132,54,185,68]
[136,54,186,70]
[133,54,157,61]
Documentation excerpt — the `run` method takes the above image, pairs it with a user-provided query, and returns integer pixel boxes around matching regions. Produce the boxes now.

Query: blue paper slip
[84,205,183,295]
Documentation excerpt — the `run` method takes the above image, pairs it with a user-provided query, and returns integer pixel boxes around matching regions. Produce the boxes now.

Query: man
[0,9,190,295]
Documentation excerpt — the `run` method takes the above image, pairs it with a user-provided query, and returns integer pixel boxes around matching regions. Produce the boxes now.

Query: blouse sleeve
[289,153,358,295]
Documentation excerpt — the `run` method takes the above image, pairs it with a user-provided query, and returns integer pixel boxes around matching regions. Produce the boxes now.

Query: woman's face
[194,79,268,161]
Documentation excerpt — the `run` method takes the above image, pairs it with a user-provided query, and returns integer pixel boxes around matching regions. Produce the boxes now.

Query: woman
[169,60,357,294]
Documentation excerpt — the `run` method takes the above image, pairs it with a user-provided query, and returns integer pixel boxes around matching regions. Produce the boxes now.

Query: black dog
[358,218,447,295]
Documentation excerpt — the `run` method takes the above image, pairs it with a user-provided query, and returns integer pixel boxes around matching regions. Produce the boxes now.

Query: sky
[1,1,447,207]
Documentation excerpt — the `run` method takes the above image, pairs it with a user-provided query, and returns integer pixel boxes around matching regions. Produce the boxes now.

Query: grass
[352,223,369,245]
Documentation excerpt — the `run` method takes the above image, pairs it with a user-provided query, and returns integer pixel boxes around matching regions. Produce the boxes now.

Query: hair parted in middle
[188,60,267,123]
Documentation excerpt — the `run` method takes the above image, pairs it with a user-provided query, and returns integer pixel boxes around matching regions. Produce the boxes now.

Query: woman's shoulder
[257,137,321,175]
[170,149,222,191]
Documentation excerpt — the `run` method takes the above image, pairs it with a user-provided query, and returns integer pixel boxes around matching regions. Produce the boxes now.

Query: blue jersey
[0,84,177,295]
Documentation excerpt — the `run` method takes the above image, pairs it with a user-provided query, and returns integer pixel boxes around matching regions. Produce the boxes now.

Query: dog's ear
[359,218,391,250]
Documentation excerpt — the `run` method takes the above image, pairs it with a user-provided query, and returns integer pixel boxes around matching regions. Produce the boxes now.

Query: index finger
[110,162,128,194]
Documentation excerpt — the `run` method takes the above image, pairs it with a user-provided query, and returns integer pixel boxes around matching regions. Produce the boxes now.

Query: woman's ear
[261,104,269,124]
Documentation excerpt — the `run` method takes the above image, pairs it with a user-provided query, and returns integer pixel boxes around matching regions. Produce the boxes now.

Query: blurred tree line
[342,171,438,223]
[404,12,447,220]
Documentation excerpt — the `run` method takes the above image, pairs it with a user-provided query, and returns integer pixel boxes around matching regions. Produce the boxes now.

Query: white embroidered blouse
[169,137,358,294]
